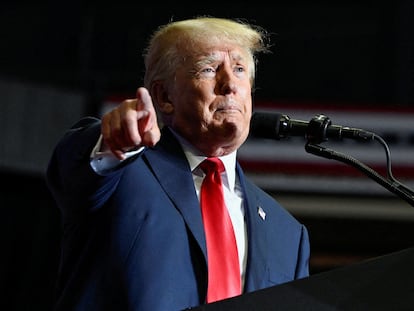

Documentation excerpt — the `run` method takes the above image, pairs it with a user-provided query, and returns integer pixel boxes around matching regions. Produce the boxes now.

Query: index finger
[136,87,154,112]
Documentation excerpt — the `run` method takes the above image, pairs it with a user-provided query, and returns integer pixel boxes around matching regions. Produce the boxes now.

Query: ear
[151,82,174,114]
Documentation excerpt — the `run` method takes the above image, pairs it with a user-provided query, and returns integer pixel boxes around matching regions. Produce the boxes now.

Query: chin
[221,124,248,144]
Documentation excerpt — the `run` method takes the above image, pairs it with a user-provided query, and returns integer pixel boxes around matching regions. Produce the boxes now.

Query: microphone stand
[303,114,414,208]
[305,143,414,208]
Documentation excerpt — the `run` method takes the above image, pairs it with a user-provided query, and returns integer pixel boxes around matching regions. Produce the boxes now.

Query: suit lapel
[142,130,271,290]
[237,164,268,292]
[143,127,207,259]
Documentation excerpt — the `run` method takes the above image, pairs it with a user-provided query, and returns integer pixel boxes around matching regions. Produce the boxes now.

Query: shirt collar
[168,127,237,190]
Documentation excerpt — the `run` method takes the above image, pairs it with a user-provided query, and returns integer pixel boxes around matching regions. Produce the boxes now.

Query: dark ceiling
[1,1,413,107]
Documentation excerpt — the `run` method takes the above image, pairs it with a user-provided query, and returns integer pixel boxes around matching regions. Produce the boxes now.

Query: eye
[234,65,248,78]
[199,66,216,78]
[202,67,215,73]
[235,66,245,72]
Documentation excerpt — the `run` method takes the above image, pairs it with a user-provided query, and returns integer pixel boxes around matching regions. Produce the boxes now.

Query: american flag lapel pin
[257,206,266,220]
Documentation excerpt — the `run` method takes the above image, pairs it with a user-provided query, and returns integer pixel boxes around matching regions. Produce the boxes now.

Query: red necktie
[199,157,241,303]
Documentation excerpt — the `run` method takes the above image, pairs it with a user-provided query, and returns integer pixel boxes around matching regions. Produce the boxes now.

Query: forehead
[186,44,250,63]
[201,50,245,62]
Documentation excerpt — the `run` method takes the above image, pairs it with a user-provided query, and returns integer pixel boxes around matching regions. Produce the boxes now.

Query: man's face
[167,44,253,156]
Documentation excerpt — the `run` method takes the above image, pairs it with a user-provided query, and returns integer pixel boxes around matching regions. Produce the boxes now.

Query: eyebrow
[194,52,246,68]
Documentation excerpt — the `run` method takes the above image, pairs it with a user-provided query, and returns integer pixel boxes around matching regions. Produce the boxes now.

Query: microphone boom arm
[249,111,414,207]
[305,142,414,208]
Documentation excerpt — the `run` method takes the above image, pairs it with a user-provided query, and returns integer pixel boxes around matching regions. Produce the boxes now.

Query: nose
[216,67,237,95]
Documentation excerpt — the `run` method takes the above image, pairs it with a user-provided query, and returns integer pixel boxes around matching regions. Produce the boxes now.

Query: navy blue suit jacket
[46,117,310,311]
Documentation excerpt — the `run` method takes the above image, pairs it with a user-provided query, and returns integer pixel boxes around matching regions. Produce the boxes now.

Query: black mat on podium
[187,247,414,310]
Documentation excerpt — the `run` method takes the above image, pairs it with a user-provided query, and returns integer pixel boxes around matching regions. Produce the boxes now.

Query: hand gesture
[101,87,161,160]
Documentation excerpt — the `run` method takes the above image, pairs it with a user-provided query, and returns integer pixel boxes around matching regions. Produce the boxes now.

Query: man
[46,16,310,311]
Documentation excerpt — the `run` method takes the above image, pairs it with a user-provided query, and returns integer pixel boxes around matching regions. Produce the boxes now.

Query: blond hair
[143,16,270,90]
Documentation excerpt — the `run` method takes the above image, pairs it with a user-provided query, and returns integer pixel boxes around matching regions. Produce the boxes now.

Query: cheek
[241,82,253,99]
[173,99,206,129]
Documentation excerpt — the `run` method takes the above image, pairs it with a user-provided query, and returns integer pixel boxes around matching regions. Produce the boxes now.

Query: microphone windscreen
[250,112,283,139]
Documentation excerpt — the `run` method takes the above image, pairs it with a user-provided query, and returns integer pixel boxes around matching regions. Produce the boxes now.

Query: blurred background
[1,1,414,310]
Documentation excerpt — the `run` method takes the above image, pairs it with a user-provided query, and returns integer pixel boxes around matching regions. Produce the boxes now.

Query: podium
[189,247,414,310]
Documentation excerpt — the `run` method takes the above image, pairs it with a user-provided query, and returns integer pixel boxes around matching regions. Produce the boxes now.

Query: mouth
[216,108,240,113]
[216,103,242,113]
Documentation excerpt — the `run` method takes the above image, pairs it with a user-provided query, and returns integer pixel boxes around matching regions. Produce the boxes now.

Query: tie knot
[200,157,225,175]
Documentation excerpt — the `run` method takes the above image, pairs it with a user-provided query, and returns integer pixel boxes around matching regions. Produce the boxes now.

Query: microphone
[250,111,375,143]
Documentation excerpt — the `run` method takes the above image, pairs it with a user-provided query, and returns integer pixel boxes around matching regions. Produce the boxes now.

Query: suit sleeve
[46,117,123,221]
